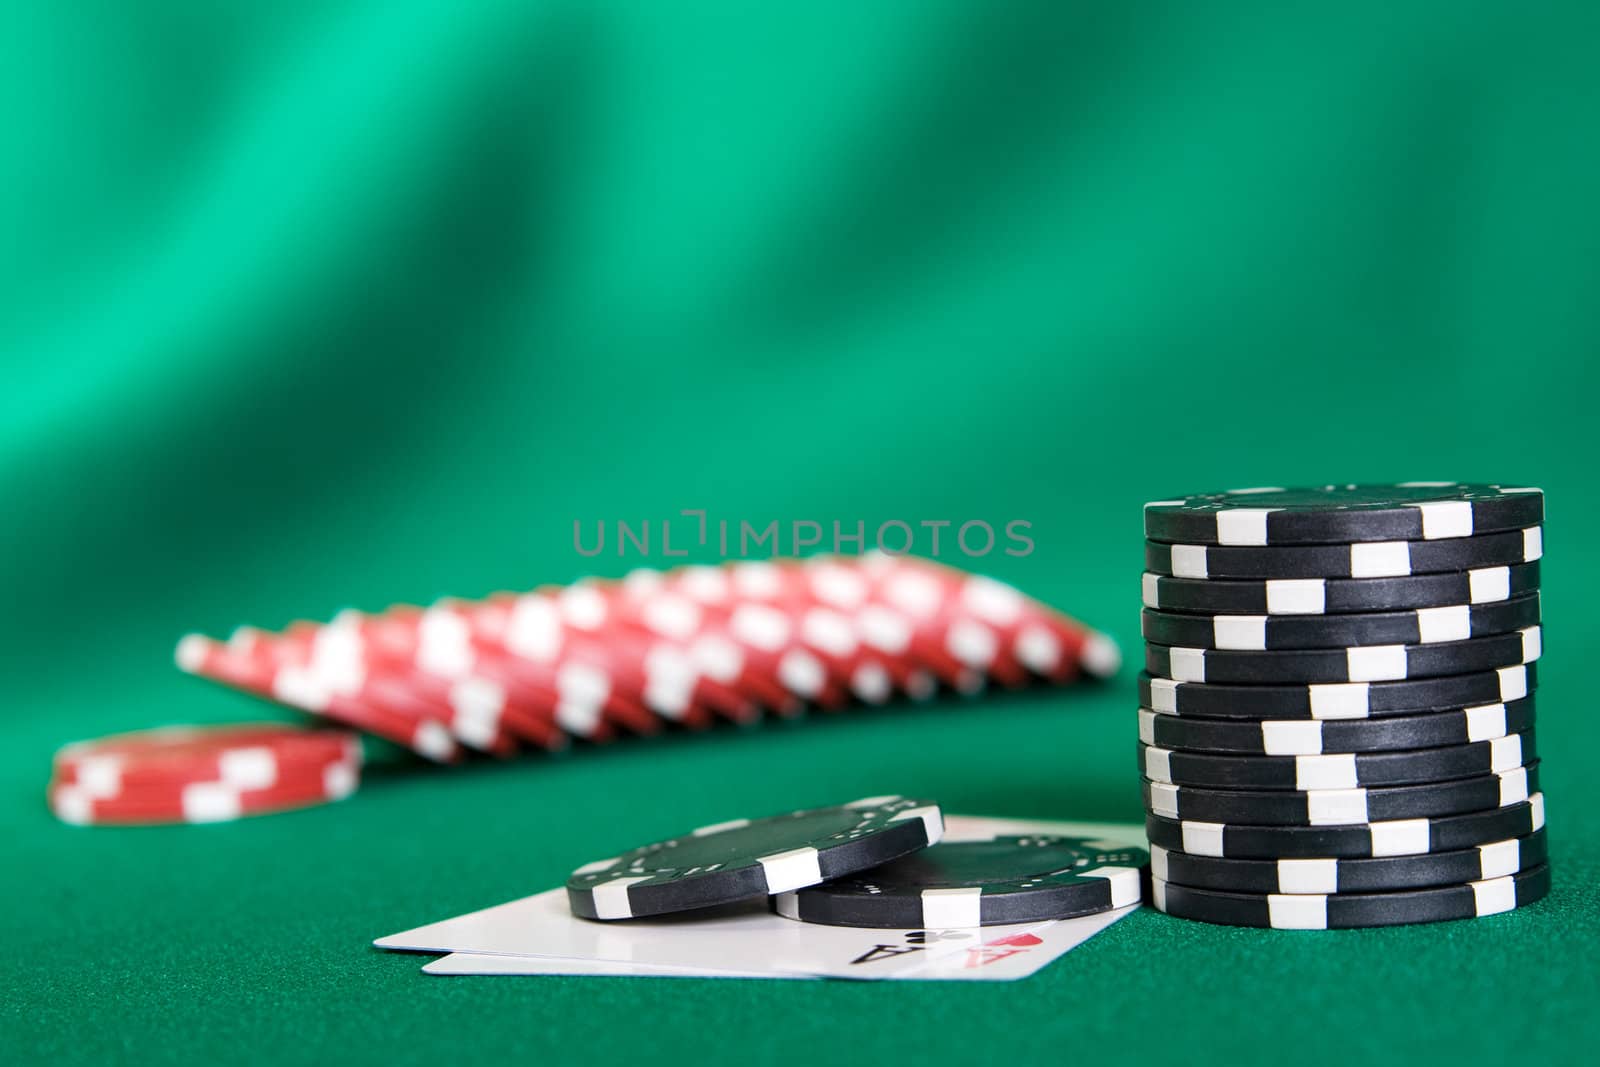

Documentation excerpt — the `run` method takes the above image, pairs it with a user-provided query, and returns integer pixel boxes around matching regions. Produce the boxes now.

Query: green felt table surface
[5,2,1600,1065]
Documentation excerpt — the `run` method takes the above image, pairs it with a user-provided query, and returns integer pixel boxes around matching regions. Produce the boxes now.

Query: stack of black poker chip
[1136,484,1552,929]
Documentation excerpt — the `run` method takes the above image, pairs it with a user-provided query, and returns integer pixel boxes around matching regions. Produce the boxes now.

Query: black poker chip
[1143,484,1543,546]
[565,796,943,920]
[772,833,1147,929]
[1145,526,1541,580]
[1138,732,1533,790]
[1140,562,1540,616]
[1149,828,1547,895]
[1151,863,1551,929]
[1142,762,1537,826]
[1137,696,1536,755]
[1144,793,1545,859]
[1139,664,1535,720]
[1144,626,1540,685]
[1139,592,1540,651]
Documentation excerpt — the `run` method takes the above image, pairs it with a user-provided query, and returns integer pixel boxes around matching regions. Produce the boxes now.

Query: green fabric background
[5,2,1598,1064]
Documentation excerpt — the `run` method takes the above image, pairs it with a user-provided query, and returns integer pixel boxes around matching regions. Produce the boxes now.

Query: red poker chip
[53,724,359,794]
[52,754,353,798]
[49,754,360,826]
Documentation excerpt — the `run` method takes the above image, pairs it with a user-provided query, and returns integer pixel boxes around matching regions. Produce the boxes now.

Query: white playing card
[375,816,1146,981]
[420,905,1136,981]
[423,954,782,979]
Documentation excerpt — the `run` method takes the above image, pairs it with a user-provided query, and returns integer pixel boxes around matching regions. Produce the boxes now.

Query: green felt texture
[4,2,1599,1064]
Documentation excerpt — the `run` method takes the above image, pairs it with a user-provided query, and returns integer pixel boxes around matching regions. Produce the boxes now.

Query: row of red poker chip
[193,559,1107,751]
[175,555,1119,759]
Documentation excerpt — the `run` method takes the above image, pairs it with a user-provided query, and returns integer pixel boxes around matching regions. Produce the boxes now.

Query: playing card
[419,904,1136,981]
[422,954,780,978]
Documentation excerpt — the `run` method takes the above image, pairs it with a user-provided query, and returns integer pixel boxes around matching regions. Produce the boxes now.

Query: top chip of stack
[1143,483,1543,546]
[1137,483,1550,929]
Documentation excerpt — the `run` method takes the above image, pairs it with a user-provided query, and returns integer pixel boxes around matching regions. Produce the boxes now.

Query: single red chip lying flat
[49,762,359,825]
[49,724,362,826]
[53,723,358,793]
